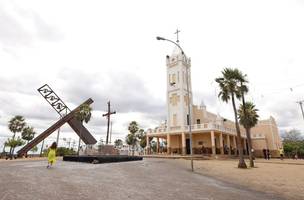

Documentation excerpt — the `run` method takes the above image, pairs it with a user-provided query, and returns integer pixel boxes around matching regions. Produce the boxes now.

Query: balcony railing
[147,122,246,137]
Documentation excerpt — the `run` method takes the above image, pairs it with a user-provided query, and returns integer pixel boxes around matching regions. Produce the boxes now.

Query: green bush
[56,147,76,156]
[43,147,76,157]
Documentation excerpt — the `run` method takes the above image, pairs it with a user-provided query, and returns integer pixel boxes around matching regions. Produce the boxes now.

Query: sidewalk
[255,158,304,165]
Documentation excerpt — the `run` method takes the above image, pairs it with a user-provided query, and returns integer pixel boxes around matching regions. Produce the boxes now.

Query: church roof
[172,45,183,56]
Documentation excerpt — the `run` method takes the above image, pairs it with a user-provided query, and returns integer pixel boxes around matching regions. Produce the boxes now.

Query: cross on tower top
[174,29,180,43]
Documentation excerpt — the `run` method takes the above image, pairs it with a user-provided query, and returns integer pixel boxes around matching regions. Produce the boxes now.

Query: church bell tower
[166,44,193,130]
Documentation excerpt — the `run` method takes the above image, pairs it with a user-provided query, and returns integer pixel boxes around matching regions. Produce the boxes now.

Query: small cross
[102,101,116,144]
[174,29,180,43]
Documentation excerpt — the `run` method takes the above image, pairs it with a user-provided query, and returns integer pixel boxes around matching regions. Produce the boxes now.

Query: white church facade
[146,45,282,158]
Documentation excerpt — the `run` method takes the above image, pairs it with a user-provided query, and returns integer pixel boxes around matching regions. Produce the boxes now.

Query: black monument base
[63,155,143,164]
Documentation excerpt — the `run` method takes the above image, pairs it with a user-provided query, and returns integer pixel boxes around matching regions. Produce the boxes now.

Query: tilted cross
[174,29,181,43]
[102,101,116,144]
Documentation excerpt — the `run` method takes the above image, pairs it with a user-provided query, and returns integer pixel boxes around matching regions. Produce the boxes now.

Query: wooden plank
[17,98,96,156]
[68,118,97,144]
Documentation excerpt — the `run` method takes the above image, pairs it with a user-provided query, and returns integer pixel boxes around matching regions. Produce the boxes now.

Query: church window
[177,72,180,83]
[170,93,180,106]
[187,114,189,125]
[197,119,201,124]
[173,114,177,126]
[172,74,176,84]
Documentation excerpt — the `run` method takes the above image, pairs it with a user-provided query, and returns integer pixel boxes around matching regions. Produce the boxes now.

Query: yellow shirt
[279,149,284,154]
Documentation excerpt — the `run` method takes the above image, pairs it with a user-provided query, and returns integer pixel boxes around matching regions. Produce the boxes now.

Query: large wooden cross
[17,84,97,156]
[102,101,116,144]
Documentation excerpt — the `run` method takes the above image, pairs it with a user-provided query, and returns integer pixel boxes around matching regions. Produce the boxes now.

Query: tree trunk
[9,133,16,157]
[77,122,83,156]
[246,128,254,167]
[2,145,5,153]
[240,84,254,168]
[12,147,16,159]
[231,93,247,168]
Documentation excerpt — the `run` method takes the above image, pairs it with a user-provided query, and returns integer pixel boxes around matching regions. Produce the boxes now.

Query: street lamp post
[156,36,194,172]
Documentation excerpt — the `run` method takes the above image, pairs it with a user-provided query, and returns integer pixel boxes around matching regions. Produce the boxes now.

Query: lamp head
[156,36,166,40]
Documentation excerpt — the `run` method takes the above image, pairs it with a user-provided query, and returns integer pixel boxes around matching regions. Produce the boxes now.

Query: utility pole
[109,121,113,144]
[296,100,304,120]
[40,139,45,157]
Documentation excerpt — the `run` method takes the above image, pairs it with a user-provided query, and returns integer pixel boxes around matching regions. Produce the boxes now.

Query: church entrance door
[186,139,191,154]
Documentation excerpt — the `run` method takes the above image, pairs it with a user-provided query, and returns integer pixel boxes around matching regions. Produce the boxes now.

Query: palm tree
[8,116,26,157]
[22,126,36,144]
[126,121,139,155]
[74,103,92,155]
[215,68,247,168]
[128,121,139,134]
[238,102,259,167]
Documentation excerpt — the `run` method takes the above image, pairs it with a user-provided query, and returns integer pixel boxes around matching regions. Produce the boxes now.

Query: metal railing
[147,122,247,137]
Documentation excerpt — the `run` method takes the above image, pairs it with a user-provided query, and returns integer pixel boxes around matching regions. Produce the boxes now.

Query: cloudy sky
[1,0,304,149]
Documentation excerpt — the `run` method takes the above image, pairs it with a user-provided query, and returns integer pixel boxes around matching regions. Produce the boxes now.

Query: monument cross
[17,84,97,156]
[174,29,181,43]
[102,101,116,144]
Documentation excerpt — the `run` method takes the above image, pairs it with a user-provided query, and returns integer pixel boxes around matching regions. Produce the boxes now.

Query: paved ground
[0,158,284,200]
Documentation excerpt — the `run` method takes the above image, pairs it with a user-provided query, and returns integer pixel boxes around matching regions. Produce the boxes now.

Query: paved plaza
[0,158,283,200]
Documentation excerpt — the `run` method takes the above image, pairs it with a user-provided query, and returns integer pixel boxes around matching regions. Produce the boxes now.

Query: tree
[21,126,36,144]
[6,137,25,157]
[30,146,38,154]
[74,104,92,155]
[281,129,304,158]
[282,129,303,141]
[8,116,26,157]
[114,139,123,148]
[128,121,139,134]
[2,140,8,153]
[125,133,137,155]
[137,129,147,149]
[56,147,76,156]
[151,141,157,152]
[215,68,247,168]
[238,102,259,167]
[126,121,139,155]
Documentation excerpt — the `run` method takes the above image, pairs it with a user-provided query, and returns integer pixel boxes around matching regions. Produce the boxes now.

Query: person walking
[47,142,57,168]
[266,149,271,160]
[263,148,267,160]
[279,148,284,160]
[251,148,255,160]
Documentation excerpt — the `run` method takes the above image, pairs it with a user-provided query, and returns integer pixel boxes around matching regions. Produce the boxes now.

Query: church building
[146,44,282,158]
